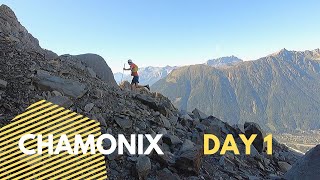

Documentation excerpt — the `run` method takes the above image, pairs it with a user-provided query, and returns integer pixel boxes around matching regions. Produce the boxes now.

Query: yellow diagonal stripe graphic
[26,100,47,110]
[0,116,88,163]
[67,157,104,179]
[0,111,77,155]
[66,160,105,179]
[72,162,106,179]
[0,107,66,146]
[0,104,60,139]
[86,170,107,180]
[12,102,53,121]
[1,122,101,177]
[0,102,56,133]
[39,155,104,179]
[1,128,101,178]
[0,100,107,179]
[15,140,100,180]
[0,120,96,174]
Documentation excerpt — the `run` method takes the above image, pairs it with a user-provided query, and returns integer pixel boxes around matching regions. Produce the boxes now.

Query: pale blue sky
[2,1,320,72]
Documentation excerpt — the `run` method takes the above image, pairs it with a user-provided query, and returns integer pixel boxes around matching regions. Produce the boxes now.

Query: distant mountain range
[114,56,242,85]
[205,56,243,67]
[114,66,177,85]
[152,48,320,132]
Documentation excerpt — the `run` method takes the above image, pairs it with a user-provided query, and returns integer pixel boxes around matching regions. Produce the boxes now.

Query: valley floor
[274,130,320,153]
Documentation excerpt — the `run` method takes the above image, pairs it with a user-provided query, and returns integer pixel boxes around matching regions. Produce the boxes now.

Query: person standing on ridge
[123,59,150,91]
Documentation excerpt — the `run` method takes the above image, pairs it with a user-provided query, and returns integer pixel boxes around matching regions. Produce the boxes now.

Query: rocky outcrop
[284,145,320,180]
[136,156,151,179]
[192,108,208,120]
[134,93,177,117]
[175,146,203,175]
[0,4,57,59]
[48,95,73,108]
[33,70,87,98]
[244,122,265,153]
[0,79,7,88]
[74,54,117,86]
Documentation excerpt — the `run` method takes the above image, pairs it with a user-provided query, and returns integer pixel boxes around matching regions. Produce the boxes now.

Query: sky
[2,0,320,72]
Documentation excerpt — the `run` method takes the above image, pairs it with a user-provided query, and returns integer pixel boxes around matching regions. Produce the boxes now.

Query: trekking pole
[120,63,125,85]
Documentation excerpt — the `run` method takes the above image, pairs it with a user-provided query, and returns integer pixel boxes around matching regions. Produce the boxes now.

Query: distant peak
[270,48,292,57]
[310,48,320,59]
[208,55,242,61]
[277,48,290,55]
[267,48,320,61]
[205,56,243,67]
[280,48,288,52]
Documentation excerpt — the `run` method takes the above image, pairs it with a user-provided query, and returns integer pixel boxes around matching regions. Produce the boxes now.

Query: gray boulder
[244,122,265,153]
[136,155,151,179]
[114,116,132,129]
[192,108,208,120]
[0,79,7,88]
[156,168,181,180]
[284,145,320,180]
[75,54,117,86]
[180,139,195,153]
[84,103,95,112]
[175,146,203,175]
[33,70,87,98]
[135,94,169,116]
[162,134,182,146]
[48,96,73,108]
[278,161,292,172]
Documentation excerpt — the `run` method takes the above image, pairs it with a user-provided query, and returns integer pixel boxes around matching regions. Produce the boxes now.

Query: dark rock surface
[244,122,265,153]
[284,145,320,180]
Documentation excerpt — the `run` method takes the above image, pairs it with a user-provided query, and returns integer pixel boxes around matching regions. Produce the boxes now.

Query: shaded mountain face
[205,56,243,67]
[114,66,177,85]
[152,49,320,132]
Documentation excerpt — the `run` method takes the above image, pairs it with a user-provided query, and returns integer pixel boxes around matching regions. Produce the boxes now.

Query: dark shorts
[131,76,139,84]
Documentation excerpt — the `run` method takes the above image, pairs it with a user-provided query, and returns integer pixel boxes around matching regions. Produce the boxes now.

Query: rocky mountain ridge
[0,4,57,59]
